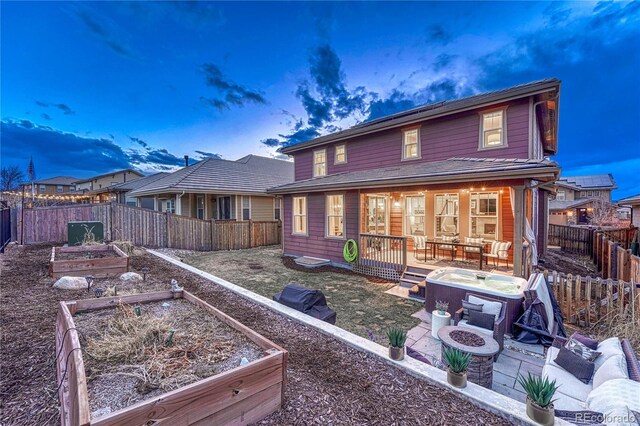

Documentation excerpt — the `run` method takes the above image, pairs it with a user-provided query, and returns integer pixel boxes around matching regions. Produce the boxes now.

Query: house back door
[577,208,589,224]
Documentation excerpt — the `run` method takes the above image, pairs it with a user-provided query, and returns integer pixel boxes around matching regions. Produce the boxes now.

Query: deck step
[399,278,425,288]
[404,265,430,277]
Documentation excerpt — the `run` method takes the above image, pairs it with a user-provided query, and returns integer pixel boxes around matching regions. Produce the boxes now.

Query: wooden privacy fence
[592,232,640,281]
[544,270,640,327]
[548,224,594,255]
[16,203,281,251]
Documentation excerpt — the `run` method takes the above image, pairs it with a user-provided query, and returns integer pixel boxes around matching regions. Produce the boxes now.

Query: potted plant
[442,347,471,388]
[435,300,449,316]
[517,373,558,426]
[386,327,407,361]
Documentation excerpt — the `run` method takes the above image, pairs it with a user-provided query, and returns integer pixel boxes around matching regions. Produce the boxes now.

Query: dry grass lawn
[179,245,422,338]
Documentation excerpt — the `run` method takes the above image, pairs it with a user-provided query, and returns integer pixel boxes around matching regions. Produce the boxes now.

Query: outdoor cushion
[566,336,601,362]
[457,319,493,339]
[462,300,483,318]
[487,241,511,259]
[586,379,640,423]
[543,363,592,402]
[467,310,495,331]
[412,236,427,250]
[592,355,629,389]
[555,347,595,384]
[464,237,483,252]
[468,295,502,318]
[552,392,588,412]
[595,338,625,371]
[571,332,599,351]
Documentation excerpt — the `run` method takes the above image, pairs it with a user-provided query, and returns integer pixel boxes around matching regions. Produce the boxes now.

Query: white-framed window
[434,193,459,237]
[404,195,425,236]
[580,191,587,198]
[402,128,420,160]
[556,190,565,201]
[56,185,64,193]
[593,191,600,196]
[163,199,175,214]
[274,198,281,220]
[470,192,499,241]
[38,184,46,191]
[242,196,250,220]
[366,195,388,235]
[587,191,593,197]
[313,149,327,177]
[126,196,136,207]
[197,195,205,220]
[292,196,307,235]
[334,144,347,164]
[326,194,345,238]
[480,109,506,149]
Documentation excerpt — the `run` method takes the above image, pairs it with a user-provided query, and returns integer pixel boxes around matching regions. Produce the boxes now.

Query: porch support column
[153,195,159,211]
[512,185,525,277]
[175,194,181,215]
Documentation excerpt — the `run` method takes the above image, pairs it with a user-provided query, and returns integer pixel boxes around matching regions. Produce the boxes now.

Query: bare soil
[75,299,263,418]
[54,248,121,261]
[0,244,510,425]
[537,248,598,277]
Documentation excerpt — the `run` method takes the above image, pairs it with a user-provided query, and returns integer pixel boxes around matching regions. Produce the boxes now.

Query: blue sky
[1,1,639,198]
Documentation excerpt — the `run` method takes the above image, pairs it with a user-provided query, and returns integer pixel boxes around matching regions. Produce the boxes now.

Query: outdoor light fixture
[394,201,401,208]
[85,275,94,293]
[94,287,104,298]
[141,267,150,281]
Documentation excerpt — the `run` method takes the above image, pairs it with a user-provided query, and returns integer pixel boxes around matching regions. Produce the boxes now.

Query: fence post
[210,219,216,251]
[166,213,171,248]
[248,220,253,248]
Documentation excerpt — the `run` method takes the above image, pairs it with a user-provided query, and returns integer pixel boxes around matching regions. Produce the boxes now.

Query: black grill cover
[273,284,336,324]
[513,289,566,346]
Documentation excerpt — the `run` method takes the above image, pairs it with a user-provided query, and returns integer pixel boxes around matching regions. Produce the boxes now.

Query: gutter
[268,166,559,194]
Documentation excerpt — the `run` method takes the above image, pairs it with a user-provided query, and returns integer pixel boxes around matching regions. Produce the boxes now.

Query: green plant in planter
[386,327,408,348]
[443,347,471,373]
[435,300,449,314]
[518,373,558,408]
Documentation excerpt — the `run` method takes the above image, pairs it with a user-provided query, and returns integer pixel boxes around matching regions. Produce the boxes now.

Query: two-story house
[74,169,144,193]
[549,174,617,225]
[269,79,561,278]
[27,176,78,194]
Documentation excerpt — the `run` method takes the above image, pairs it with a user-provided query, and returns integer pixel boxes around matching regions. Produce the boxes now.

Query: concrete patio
[406,309,546,402]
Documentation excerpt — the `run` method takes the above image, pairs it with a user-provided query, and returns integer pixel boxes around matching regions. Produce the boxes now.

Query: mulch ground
[0,244,511,425]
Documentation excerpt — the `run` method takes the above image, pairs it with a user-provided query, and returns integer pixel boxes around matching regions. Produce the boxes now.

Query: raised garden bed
[55,290,287,426]
[49,245,129,279]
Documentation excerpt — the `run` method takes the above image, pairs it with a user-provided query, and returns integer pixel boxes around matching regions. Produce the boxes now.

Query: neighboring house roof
[268,157,559,194]
[31,176,79,186]
[549,199,594,211]
[280,78,560,155]
[89,172,170,195]
[73,168,144,184]
[618,193,640,206]
[556,174,617,191]
[129,155,294,196]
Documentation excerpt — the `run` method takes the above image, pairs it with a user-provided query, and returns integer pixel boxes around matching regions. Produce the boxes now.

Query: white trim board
[146,249,568,426]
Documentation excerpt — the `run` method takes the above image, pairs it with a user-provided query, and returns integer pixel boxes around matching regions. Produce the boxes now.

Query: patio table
[423,240,485,270]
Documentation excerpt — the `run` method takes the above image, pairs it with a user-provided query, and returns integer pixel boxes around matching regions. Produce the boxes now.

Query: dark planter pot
[447,369,467,388]
[389,345,405,361]
[526,397,555,426]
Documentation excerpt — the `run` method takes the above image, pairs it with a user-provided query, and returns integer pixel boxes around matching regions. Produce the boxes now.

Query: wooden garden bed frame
[49,244,129,279]
[55,290,288,426]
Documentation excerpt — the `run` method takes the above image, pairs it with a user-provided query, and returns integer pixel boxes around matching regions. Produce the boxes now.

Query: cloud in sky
[35,100,75,115]
[129,136,147,148]
[195,150,222,159]
[0,119,196,177]
[426,24,452,45]
[200,64,267,111]
[71,4,139,59]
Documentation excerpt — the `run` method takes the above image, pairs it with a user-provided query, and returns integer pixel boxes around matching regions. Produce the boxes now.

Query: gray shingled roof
[268,157,559,194]
[32,176,79,185]
[549,199,593,211]
[73,168,144,184]
[281,78,560,154]
[129,155,294,196]
[557,174,616,190]
[618,193,640,205]
[90,172,170,194]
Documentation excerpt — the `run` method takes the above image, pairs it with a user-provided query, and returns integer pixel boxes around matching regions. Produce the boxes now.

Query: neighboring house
[128,155,294,220]
[87,172,170,204]
[549,174,617,225]
[26,176,78,194]
[74,169,144,192]
[618,194,640,227]
[269,79,561,277]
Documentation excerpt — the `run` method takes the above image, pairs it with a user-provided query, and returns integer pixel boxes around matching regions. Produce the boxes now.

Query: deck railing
[358,233,407,271]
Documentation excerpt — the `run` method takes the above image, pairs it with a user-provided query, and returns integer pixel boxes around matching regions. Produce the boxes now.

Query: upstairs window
[313,149,326,177]
[480,109,506,149]
[556,190,565,201]
[292,196,307,235]
[335,144,347,164]
[403,128,420,160]
[326,194,345,238]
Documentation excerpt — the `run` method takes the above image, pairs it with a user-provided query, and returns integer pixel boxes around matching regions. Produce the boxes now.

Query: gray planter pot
[389,345,405,361]
[447,369,467,388]
[526,397,555,426]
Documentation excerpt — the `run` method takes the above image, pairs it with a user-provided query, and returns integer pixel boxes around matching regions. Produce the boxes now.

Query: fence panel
[111,203,167,248]
[0,208,11,252]
[250,221,281,248]
[168,214,212,251]
[548,224,594,255]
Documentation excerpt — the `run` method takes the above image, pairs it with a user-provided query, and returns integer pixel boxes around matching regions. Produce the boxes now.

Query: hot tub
[425,268,527,332]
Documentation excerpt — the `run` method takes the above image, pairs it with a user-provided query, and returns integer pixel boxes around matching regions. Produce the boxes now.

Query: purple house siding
[294,99,531,180]
[282,191,359,264]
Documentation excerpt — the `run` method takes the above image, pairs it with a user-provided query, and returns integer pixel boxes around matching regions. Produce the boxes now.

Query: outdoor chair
[485,240,511,268]
[438,235,457,259]
[454,293,507,358]
[463,237,483,261]
[411,235,430,261]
